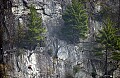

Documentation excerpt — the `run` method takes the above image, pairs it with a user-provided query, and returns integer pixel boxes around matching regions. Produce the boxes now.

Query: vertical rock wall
[4,0,110,78]
[6,0,70,78]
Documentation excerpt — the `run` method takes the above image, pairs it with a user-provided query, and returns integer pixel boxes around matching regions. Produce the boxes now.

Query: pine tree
[96,18,120,52]
[95,18,120,77]
[20,5,46,50]
[61,0,88,44]
[28,5,45,41]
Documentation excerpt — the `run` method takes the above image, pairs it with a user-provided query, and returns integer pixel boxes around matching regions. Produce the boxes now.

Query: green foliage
[16,5,46,50]
[95,18,120,60]
[23,5,46,49]
[96,18,120,50]
[93,5,111,22]
[94,52,104,56]
[28,5,46,41]
[60,0,88,44]
[16,23,26,46]
[65,73,74,78]
[73,65,80,74]
[111,52,120,61]
[17,24,26,39]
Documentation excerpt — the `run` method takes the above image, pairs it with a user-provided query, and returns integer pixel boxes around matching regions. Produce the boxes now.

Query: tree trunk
[104,48,108,78]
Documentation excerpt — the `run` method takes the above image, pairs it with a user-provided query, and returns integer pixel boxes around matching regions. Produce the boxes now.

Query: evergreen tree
[19,5,46,50]
[28,5,45,41]
[60,0,88,44]
[96,18,120,52]
[27,5,46,49]
[94,18,120,76]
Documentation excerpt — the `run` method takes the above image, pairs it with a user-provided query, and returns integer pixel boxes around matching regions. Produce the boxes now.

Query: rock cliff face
[6,0,72,78]
[2,0,119,78]
[4,0,92,78]
[4,0,100,78]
